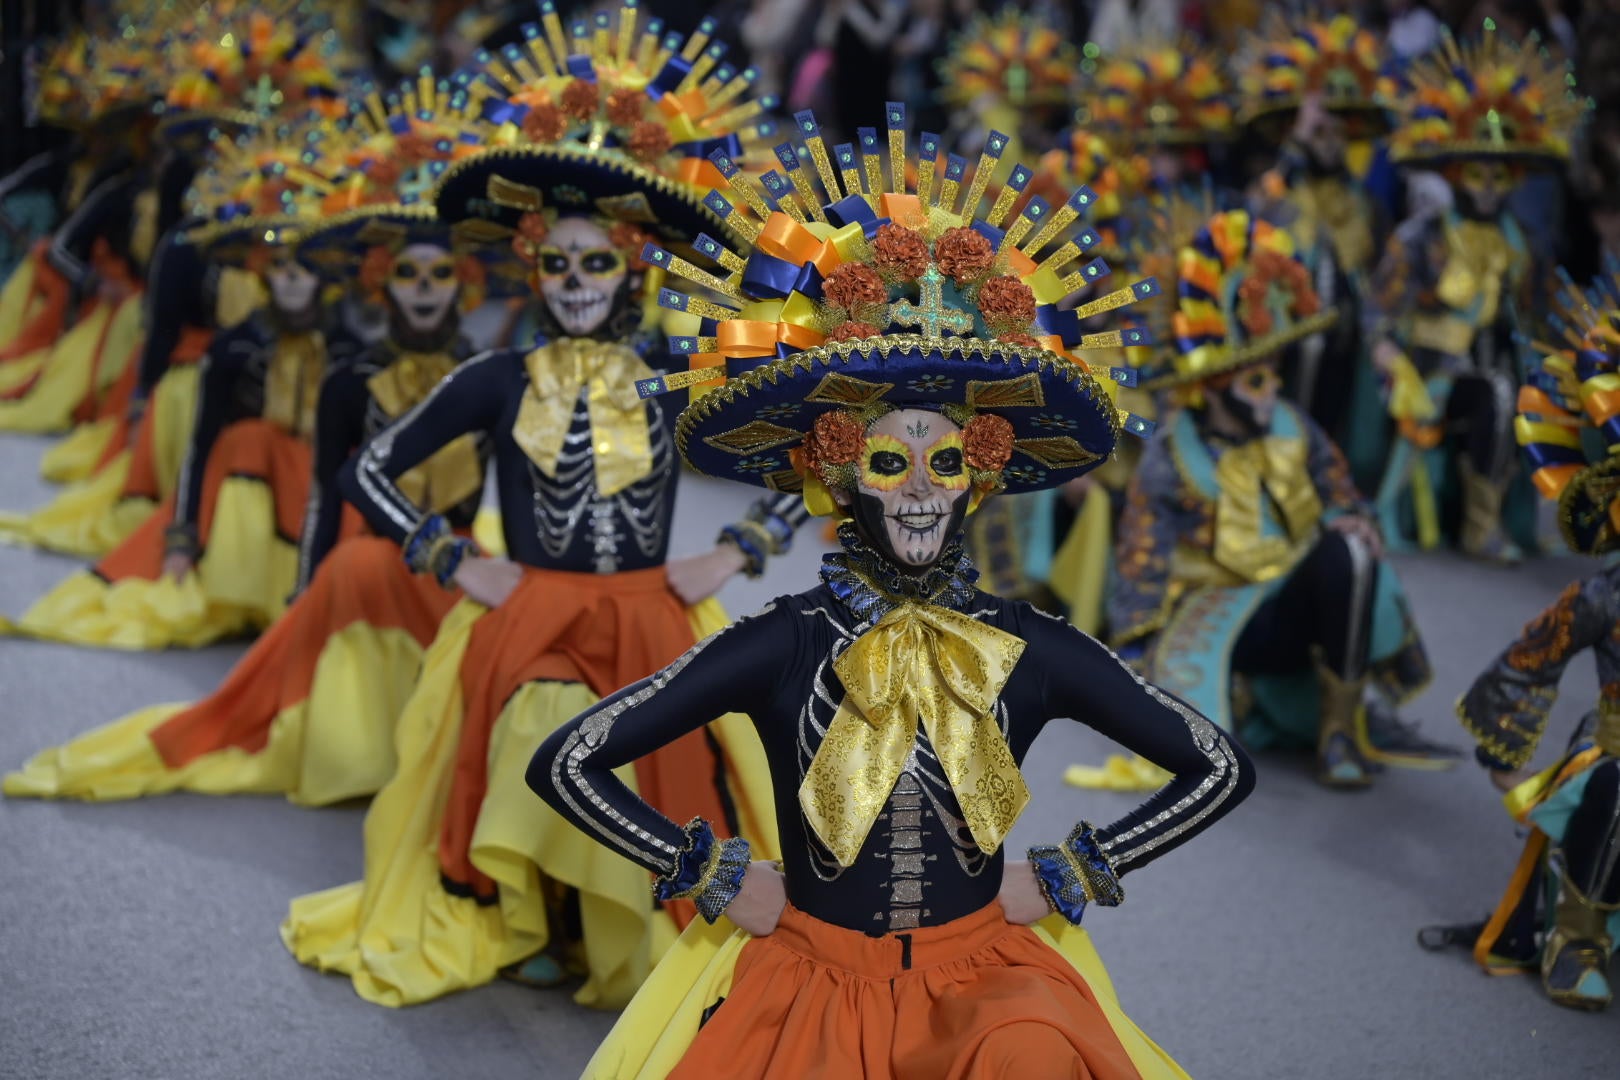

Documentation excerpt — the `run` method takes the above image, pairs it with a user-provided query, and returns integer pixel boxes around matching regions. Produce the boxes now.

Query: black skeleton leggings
[1230,530,1379,682]
[1561,758,1620,905]
[1445,371,1516,480]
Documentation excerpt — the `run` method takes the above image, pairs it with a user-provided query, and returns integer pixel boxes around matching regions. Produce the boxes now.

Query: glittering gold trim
[702,419,804,455]
[675,337,1122,474]
[1142,308,1340,391]
[804,372,895,408]
[1013,436,1098,470]
[1390,141,1569,166]
[965,372,1045,409]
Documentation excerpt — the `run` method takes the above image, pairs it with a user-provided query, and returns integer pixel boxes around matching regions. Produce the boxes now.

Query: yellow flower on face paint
[926,432,970,491]
[861,434,914,492]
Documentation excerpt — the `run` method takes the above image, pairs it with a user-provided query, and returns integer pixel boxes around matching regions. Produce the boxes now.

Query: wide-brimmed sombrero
[1516,265,1620,554]
[1236,11,1394,138]
[1388,26,1589,168]
[1142,208,1338,391]
[430,1,778,249]
[1087,37,1234,149]
[633,107,1159,505]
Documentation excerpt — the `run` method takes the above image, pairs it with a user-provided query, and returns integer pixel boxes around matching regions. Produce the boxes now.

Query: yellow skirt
[39,416,122,485]
[0,363,199,557]
[282,597,776,1010]
[0,291,141,433]
[585,910,1189,1080]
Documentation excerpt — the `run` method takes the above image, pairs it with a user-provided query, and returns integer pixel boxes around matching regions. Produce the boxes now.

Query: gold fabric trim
[1013,436,1098,470]
[702,419,803,455]
[1210,432,1322,583]
[514,340,656,497]
[965,372,1045,409]
[801,602,1030,867]
[263,331,328,440]
[805,372,896,407]
[368,351,486,513]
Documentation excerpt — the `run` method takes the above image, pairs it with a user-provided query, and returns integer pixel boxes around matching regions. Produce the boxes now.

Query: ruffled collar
[819,521,980,625]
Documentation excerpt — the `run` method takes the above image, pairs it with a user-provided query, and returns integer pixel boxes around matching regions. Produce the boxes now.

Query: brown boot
[1541,869,1616,1011]
[1457,457,1521,564]
[1315,654,1372,789]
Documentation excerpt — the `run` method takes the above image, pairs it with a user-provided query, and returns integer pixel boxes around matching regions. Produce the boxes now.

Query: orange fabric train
[668,901,1146,1080]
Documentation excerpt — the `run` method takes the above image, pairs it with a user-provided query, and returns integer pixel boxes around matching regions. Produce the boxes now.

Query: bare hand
[451,556,524,609]
[160,552,194,582]
[1372,338,1403,376]
[665,543,749,606]
[1490,766,1534,793]
[997,859,1053,925]
[1328,514,1384,560]
[724,861,787,936]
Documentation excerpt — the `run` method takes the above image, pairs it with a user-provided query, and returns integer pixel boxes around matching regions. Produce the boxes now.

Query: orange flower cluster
[511,212,550,265]
[872,224,930,279]
[522,103,567,143]
[976,275,1036,330]
[359,245,394,295]
[560,78,599,122]
[626,120,674,162]
[608,221,656,271]
[804,410,866,483]
[1237,249,1319,338]
[934,227,994,284]
[963,413,1016,473]
[823,263,887,311]
[606,87,646,127]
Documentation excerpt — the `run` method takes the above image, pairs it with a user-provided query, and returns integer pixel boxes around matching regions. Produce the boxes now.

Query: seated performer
[6,119,366,650]
[1112,209,1444,788]
[1425,284,1620,1010]
[1368,27,1586,561]
[4,85,527,806]
[531,104,1252,1079]
[282,7,801,1009]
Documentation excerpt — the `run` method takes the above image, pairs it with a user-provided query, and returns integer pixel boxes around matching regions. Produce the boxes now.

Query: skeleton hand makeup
[386,242,462,336]
[264,252,320,321]
[537,217,630,337]
[838,409,973,570]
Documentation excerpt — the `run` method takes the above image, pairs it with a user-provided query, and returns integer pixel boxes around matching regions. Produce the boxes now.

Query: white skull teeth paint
[537,217,628,338]
[552,289,613,336]
[892,503,949,536]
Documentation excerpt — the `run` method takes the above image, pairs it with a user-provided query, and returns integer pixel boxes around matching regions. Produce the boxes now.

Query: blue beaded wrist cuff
[653,818,752,924]
[403,514,475,587]
[1028,821,1123,925]
[718,524,768,578]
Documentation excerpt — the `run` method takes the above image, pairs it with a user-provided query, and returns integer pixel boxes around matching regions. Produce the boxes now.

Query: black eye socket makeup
[930,448,964,476]
[868,451,910,476]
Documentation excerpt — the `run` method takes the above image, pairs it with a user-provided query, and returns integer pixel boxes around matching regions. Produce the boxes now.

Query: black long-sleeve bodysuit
[296,338,484,589]
[530,538,1254,934]
[170,311,363,550]
[341,337,808,574]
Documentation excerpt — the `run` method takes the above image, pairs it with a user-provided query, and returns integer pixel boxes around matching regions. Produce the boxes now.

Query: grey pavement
[0,428,1614,1079]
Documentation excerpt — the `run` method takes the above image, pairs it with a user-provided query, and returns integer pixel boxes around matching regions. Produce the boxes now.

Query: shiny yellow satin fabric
[1437,218,1512,328]
[513,340,655,497]
[1211,432,1322,583]
[366,352,485,513]
[262,331,327,439]
[800,603,1029,867]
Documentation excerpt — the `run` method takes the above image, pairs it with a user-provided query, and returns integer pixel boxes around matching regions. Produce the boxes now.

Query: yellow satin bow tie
[1438,219,1512,328]
[514,339,656,497]
[263,331,327,440]
[367,351,484,514]
[1211,433,1322,584]
[800,602,1030,868]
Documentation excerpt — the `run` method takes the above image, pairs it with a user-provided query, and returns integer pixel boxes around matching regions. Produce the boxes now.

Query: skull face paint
[264,252,320,319]
[1451,160,1516,220]
[537,217,627,337]
[387,242,461,335]
[1211,361,1282,436]
[841,409,972,570]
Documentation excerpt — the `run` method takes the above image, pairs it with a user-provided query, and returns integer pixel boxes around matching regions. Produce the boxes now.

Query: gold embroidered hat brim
[1139,308,1340,391]
[295,203,532,298]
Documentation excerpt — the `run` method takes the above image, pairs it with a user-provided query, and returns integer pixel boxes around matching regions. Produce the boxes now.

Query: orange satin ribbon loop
[1517,385,1561,416]
[879,193,925,228]
[1582,386,1620,427]
[1397,418,1445,450]
[675,158,728,192]
[757,214,846,278]
[1004,248,1037,277]
[1530,463,1583,499]
[717,318,825,357]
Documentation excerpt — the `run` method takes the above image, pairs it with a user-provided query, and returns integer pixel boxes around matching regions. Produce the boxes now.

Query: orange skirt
[440,564,736,917]
[107,325,214,498]
[670,903,1147,1080]
[0,242,73,364]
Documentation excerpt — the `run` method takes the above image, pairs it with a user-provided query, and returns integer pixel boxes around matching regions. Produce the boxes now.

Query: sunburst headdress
[296,73,529,302]
[937,7,1081,114]
[1516,264,1620,554]
[629,106,1158,513]
[431,0,779,252]
[1388,24,1588,167]
[1237,10,1394,136]
[1144,208,1338,392]
[1088,37,1234,148]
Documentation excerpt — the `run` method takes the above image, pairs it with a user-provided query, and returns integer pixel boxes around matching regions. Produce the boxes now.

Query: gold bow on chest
[1436,219,1513,329]
[1211,434,1322,583]
[1295,178,1373,275]
[800,602,1030,868]
[367,351,484,513]
[513,340,656,498]
[263,331,327,440]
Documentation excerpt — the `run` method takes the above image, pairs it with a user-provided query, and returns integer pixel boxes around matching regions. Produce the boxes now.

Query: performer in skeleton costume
[5,79,528,806]
[1111,209,1444,788]
[1368,27,1586,561]
[1421,275,1620,1010]
[1237,11,1393,482]
[531,104,1250,1080]
[4,116,366,650]
[934,7,1080,170]
[282,7,799,1009]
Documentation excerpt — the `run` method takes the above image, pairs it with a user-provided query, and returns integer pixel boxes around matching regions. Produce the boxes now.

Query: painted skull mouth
[410,302,444,319]
[890,505,949,536]
[553,290,611,330]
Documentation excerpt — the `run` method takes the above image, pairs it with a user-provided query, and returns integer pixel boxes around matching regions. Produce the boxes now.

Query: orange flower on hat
[523,103,567,143]
[935,226,994,284]
[560,78,599,122]
[872,224,929,279]
[963,413,1015,473]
